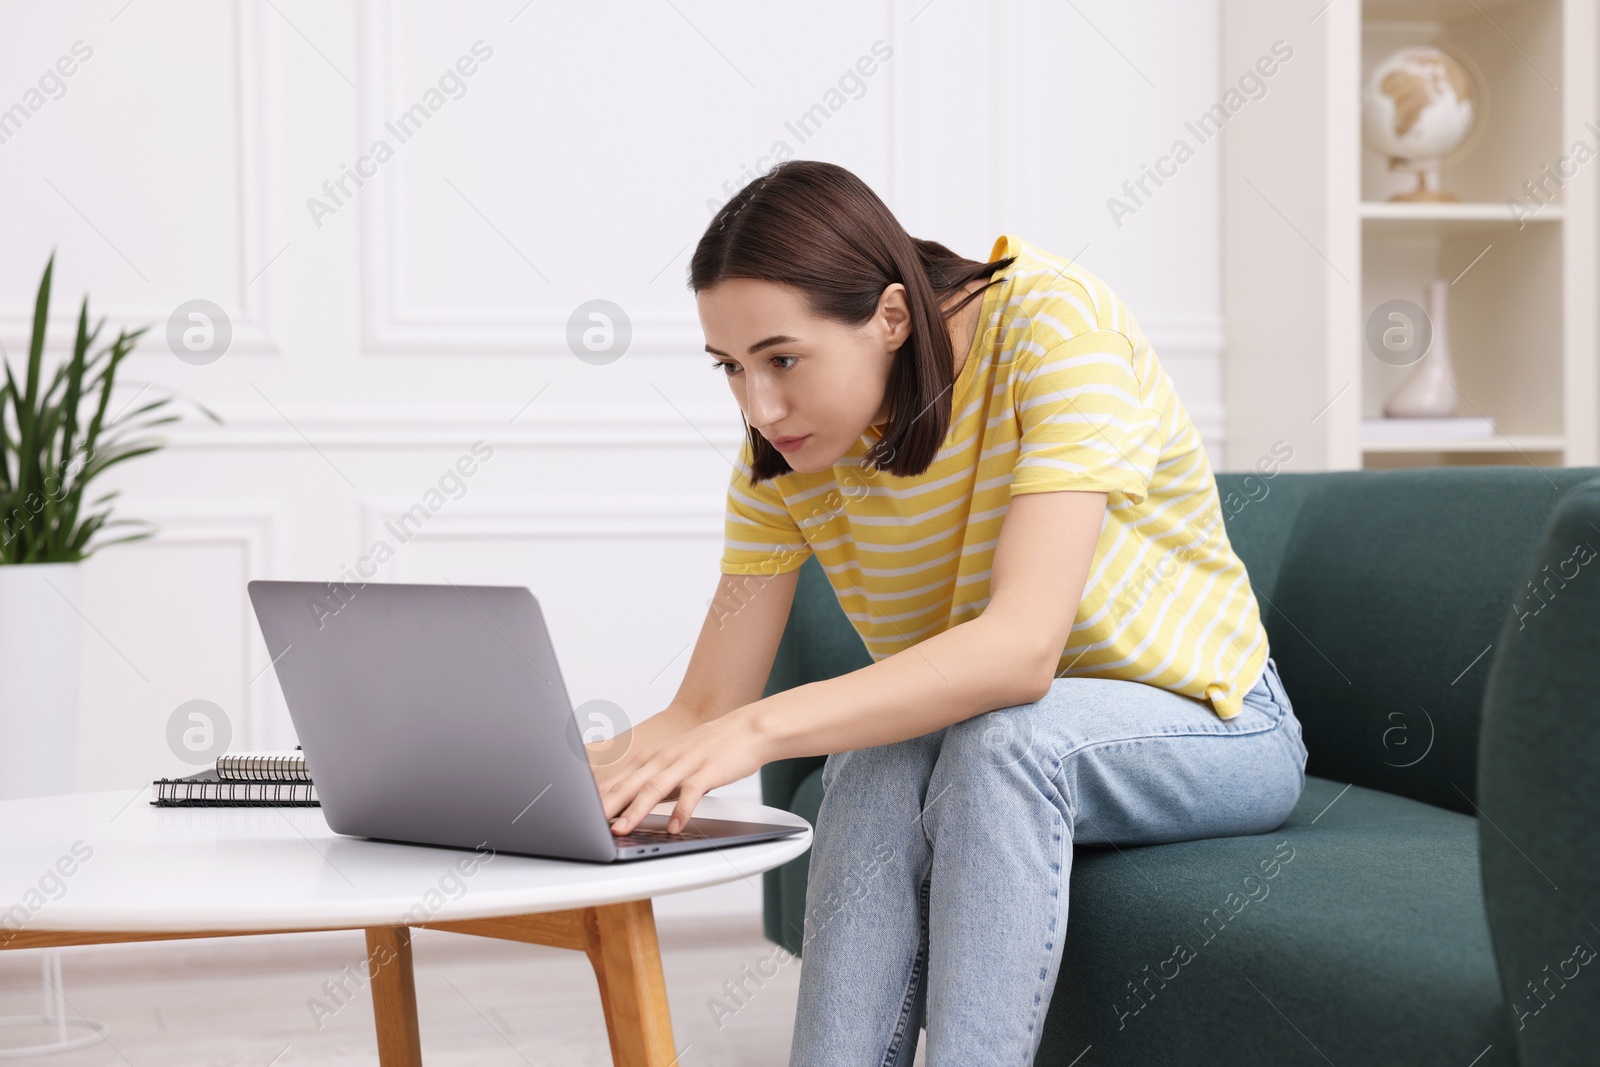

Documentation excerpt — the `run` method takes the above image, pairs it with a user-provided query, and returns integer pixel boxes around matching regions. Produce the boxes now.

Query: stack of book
[149,748,317,807]
[1361,415,1496,440]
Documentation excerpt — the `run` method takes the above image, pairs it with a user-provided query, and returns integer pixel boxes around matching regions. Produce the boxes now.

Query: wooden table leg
[365,926,423,1067]
[584,899,679,1067]
[417,899,681,1065]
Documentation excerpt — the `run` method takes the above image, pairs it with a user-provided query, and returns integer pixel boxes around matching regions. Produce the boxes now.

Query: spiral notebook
[149,747,317,807]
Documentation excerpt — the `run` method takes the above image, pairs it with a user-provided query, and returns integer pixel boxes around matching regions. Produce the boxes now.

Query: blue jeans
[788,657,1307,1066]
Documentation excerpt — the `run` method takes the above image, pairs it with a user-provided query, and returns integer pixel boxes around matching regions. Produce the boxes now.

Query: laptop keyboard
[613,824,707,847]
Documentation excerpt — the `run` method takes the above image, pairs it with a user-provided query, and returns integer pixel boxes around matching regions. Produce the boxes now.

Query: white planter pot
[0,561,82,799]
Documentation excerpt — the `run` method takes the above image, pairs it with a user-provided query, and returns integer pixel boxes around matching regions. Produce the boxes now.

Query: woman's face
[698,278,911,474]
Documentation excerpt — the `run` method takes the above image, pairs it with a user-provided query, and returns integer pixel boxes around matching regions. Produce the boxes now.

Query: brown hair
[689,159,1015,483]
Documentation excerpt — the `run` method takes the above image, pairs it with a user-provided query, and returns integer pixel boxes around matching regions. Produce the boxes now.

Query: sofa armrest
[1478,475,1600,1063]
[761,756,826,812]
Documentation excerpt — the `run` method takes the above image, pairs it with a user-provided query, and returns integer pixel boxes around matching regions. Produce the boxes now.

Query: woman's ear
[876,282,912,350]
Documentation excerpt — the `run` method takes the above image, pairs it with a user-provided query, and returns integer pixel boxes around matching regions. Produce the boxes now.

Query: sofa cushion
[1216,466,1600,816]
[1040,774,1515,1064]
[769,768,1515,1065]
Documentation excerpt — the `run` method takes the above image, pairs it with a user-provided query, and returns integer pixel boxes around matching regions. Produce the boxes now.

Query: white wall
[0,0,1222,920]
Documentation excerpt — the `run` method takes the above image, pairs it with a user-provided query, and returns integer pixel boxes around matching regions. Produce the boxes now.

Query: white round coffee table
[0,788,812,1065]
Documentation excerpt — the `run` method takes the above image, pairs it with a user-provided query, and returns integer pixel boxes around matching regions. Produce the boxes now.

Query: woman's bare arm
[677,567,801,721]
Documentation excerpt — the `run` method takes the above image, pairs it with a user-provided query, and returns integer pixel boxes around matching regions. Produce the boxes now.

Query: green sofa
[758,464,1600,1066]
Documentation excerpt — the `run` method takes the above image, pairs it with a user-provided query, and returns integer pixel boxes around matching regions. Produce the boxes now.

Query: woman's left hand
[598,709,770,835]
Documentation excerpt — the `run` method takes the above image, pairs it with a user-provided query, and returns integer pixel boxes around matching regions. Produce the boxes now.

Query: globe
[1361,44,1480,201]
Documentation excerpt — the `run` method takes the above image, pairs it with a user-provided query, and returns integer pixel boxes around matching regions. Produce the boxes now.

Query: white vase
[0,562,82,799]
[1383,278,1459,417]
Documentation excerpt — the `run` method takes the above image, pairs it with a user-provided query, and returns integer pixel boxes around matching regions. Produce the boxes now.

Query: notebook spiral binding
[215,751,310,782]
[149,773,318,806]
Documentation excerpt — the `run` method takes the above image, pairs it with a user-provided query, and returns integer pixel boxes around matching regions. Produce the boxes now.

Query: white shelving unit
[1221,0,1598,471]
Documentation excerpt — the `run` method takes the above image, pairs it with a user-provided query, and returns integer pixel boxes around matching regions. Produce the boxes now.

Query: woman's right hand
[584,704,704,797]
[587,734,651,798]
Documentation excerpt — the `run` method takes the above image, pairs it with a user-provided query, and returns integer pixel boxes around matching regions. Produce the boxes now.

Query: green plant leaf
[0,254,213,565]
[14,251,52,513]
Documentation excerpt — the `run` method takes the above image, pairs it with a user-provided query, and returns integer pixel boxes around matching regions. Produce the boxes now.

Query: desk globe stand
[1387,158,1455,202]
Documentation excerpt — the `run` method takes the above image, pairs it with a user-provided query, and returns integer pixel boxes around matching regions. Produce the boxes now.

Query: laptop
[245,579,806,863]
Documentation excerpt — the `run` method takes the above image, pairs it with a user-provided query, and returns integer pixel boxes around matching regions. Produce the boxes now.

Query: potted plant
[0,252,219,798]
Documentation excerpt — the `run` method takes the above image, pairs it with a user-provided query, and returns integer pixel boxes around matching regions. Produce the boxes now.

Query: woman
[593,159,1308,1065]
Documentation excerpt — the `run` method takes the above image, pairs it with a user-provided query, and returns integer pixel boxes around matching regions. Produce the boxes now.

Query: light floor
[0,916,929,1066]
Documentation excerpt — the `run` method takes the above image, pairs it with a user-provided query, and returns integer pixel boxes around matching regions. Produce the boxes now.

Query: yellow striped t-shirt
[719,234,1269,720]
